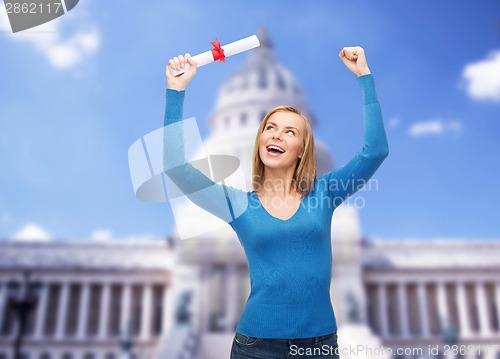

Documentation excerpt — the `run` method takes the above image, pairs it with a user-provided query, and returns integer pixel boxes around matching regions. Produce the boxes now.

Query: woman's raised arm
[163,54,247,224]
[321,47,389,206]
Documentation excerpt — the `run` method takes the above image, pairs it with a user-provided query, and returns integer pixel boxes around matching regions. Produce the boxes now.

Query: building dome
[206,28,333,178]
[210,29,313,131]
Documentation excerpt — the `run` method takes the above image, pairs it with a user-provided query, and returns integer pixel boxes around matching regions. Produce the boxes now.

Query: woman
[164,46,388,358]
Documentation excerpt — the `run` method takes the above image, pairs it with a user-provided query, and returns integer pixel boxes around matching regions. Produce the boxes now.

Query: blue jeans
[230,331,340,359]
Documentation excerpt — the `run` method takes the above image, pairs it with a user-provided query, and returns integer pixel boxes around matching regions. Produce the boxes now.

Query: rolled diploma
[169,35,260,76]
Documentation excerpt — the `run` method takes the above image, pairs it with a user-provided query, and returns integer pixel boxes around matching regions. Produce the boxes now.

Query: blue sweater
[163,74,389,339]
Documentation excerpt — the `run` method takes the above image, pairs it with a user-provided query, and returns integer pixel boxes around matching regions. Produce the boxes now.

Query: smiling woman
[163,47,389,358]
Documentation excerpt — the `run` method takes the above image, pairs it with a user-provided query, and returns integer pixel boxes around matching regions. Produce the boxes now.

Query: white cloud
[0,3,100,70]
[90,228,113,241]
[461,50,500,102]
[0,7,10,31]
[43,27,100,69]
[10,223,52,242]
[408,119,462,137]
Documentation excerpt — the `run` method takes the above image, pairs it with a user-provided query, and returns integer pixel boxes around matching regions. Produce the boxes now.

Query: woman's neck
[259,167,299,197]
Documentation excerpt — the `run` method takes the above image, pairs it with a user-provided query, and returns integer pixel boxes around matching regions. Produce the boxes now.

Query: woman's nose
[272,132,283,141]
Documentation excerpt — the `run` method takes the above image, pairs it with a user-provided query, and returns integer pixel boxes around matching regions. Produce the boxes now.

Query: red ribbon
[210,38,226,63]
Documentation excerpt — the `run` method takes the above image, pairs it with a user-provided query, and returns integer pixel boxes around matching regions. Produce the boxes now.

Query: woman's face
[259,111,305,172]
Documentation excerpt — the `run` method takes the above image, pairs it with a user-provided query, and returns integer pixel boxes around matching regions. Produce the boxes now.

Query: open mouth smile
[266,145,286,156]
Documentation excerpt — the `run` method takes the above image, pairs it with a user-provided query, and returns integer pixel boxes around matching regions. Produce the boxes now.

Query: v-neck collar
[252,191,305,222]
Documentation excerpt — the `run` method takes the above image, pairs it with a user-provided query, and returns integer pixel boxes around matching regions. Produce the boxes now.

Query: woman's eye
[287,130,295,135]
[266,125,274,131]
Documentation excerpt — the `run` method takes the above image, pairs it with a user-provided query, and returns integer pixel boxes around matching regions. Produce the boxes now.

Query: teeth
[267,145,285,153]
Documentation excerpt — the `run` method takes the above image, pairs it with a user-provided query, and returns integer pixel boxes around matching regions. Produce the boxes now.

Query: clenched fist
[166,53,198,91]
[339,46,371,77]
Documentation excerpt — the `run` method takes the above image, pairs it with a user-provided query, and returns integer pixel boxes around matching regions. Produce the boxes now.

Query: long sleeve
[322,74,389,207]
[164,88,185,126]
[163,88,247,224]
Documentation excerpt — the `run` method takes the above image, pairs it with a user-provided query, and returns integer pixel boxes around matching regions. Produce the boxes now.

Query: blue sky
[1,0,499,241]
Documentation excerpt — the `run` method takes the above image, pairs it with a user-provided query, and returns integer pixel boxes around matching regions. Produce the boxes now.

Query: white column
[496,284,500,335]
[140,284,152,341]
[225,265,239,331]
[163,284,172,335]
[475,282,491,337]
[120,283,131,335]
[98,283,111,340]
[77,283,90,340]
[436,282,449,331]
[0,284,7,336]
[55,283,70,339]
[397,282,410,338]
[417,282,430,338]
[456,282,471,338]
[377,283,390,338]
[34,283,49,339]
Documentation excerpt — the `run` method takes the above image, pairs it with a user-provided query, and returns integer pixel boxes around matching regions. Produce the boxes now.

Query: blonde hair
[252,106,317,197]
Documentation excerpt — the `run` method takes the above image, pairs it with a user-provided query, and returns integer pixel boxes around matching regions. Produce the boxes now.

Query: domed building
[1,30,500,359]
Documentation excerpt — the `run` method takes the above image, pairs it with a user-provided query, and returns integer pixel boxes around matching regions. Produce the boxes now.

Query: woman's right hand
[166,53,198,91]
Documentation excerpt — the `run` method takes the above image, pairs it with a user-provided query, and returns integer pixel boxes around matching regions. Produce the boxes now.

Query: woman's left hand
[339,46,371,77]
